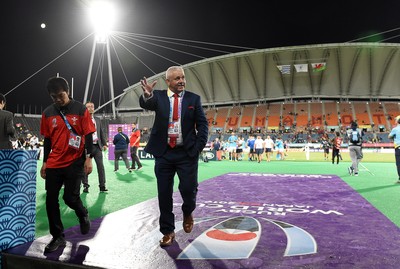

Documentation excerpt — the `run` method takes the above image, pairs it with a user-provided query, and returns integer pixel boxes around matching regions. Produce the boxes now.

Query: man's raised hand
[140,77,157,98]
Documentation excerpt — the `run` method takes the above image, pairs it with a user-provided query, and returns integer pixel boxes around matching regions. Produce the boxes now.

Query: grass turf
[34,150,400,238]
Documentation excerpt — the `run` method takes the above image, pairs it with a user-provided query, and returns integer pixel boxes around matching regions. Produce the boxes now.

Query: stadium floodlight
[89,1,116,43]
[84,0,118,118]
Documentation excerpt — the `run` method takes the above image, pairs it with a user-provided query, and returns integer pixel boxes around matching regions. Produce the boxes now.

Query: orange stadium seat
[385,102,400,124]
[213,107,230,128]
[205,108,217,127]
[368,102,387,127]
[226,106,241,129]
[338,102,354,126]
[324,102,339,126]
[254,105,268,128]
[353,102,371,126]
[240,106,255,127]
[309,103,324,127]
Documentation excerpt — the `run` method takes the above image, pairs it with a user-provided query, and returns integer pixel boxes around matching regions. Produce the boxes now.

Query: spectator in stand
[16,137,26,149]
[129,123,143,171]
[332,132,343,165]
[113,127,132,173]
[388,115,400,183]
[29,134,39,149]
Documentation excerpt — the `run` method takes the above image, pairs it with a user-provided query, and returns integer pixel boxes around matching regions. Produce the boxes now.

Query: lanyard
[59,110,77,134]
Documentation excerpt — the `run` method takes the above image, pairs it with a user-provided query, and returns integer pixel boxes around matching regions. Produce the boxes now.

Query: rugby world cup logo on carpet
[176,216,317,260]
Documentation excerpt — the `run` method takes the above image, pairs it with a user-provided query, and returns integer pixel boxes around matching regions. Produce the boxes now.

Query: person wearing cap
[388,115,400,183]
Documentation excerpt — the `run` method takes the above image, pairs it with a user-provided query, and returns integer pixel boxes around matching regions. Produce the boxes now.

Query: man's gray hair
[165,66,184,79]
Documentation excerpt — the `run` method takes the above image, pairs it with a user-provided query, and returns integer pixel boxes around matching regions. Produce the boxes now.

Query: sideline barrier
[0,150,37,268]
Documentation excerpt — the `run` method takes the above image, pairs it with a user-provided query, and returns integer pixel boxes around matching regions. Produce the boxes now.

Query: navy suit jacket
[139,90,208,158]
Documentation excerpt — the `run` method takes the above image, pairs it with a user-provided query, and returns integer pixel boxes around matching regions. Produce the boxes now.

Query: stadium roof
[116,42,400,111]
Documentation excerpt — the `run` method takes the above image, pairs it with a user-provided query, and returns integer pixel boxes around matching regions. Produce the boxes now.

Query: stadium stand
[295,102,309,128]
[205,108,217,128]
[226,106,241,130]
[213,107,230,129]
[338,102,354,126]
[254,104,268,128]
[368,102,387,129]
[240,106,255,128]
[353,102,371,126]
[309,102,324,128]
[137,112,155,131]
[384,102,400,129]
[11,100,399,150]
[324,102,339,127]
[266,103,280,130]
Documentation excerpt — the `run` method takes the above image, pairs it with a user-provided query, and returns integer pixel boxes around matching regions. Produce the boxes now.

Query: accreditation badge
[68,132,81,150]
[168,121,180,138]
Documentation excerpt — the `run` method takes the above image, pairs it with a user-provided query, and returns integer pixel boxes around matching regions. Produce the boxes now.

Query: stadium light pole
[84,1,117,119]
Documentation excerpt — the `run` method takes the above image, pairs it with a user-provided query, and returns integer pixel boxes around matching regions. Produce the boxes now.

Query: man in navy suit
[139,66,208,247]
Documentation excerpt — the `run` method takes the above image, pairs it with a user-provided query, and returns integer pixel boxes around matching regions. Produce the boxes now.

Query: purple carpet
[4,173,400,269]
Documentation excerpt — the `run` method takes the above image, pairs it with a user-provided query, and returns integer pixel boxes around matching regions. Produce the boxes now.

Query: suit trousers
[45,158,88,238]
[155,147,199,235]
[82,144,106,188]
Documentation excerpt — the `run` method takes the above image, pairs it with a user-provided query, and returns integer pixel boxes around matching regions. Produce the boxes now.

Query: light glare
[89,1,116,40]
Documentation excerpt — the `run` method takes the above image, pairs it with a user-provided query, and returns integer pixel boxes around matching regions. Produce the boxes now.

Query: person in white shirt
[29,134,39,149]
[254,135,264,163]
[264,135,275,162]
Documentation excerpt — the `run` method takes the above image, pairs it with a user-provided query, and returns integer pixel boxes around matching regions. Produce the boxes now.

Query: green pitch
[34,150,399,238]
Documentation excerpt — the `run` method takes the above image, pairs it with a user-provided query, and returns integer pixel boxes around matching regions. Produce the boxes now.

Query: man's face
[50,90,70,107]
[166,69,185,94]
[86,103,95,114]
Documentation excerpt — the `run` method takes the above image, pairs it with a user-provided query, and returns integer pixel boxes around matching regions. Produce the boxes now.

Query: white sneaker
[347,167,353,176]
[354,173,359,177]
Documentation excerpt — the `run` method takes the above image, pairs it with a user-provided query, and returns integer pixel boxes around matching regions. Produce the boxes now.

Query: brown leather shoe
[183,214,194,233]
[159,232,175,247]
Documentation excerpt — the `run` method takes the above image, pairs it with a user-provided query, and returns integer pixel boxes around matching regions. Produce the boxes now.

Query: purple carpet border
[3,173,400,269]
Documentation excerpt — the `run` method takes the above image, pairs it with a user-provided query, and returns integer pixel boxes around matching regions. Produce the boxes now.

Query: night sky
[2,0,400,114]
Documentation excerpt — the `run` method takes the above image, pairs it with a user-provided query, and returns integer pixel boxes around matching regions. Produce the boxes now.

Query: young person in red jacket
[40,77,95,253]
